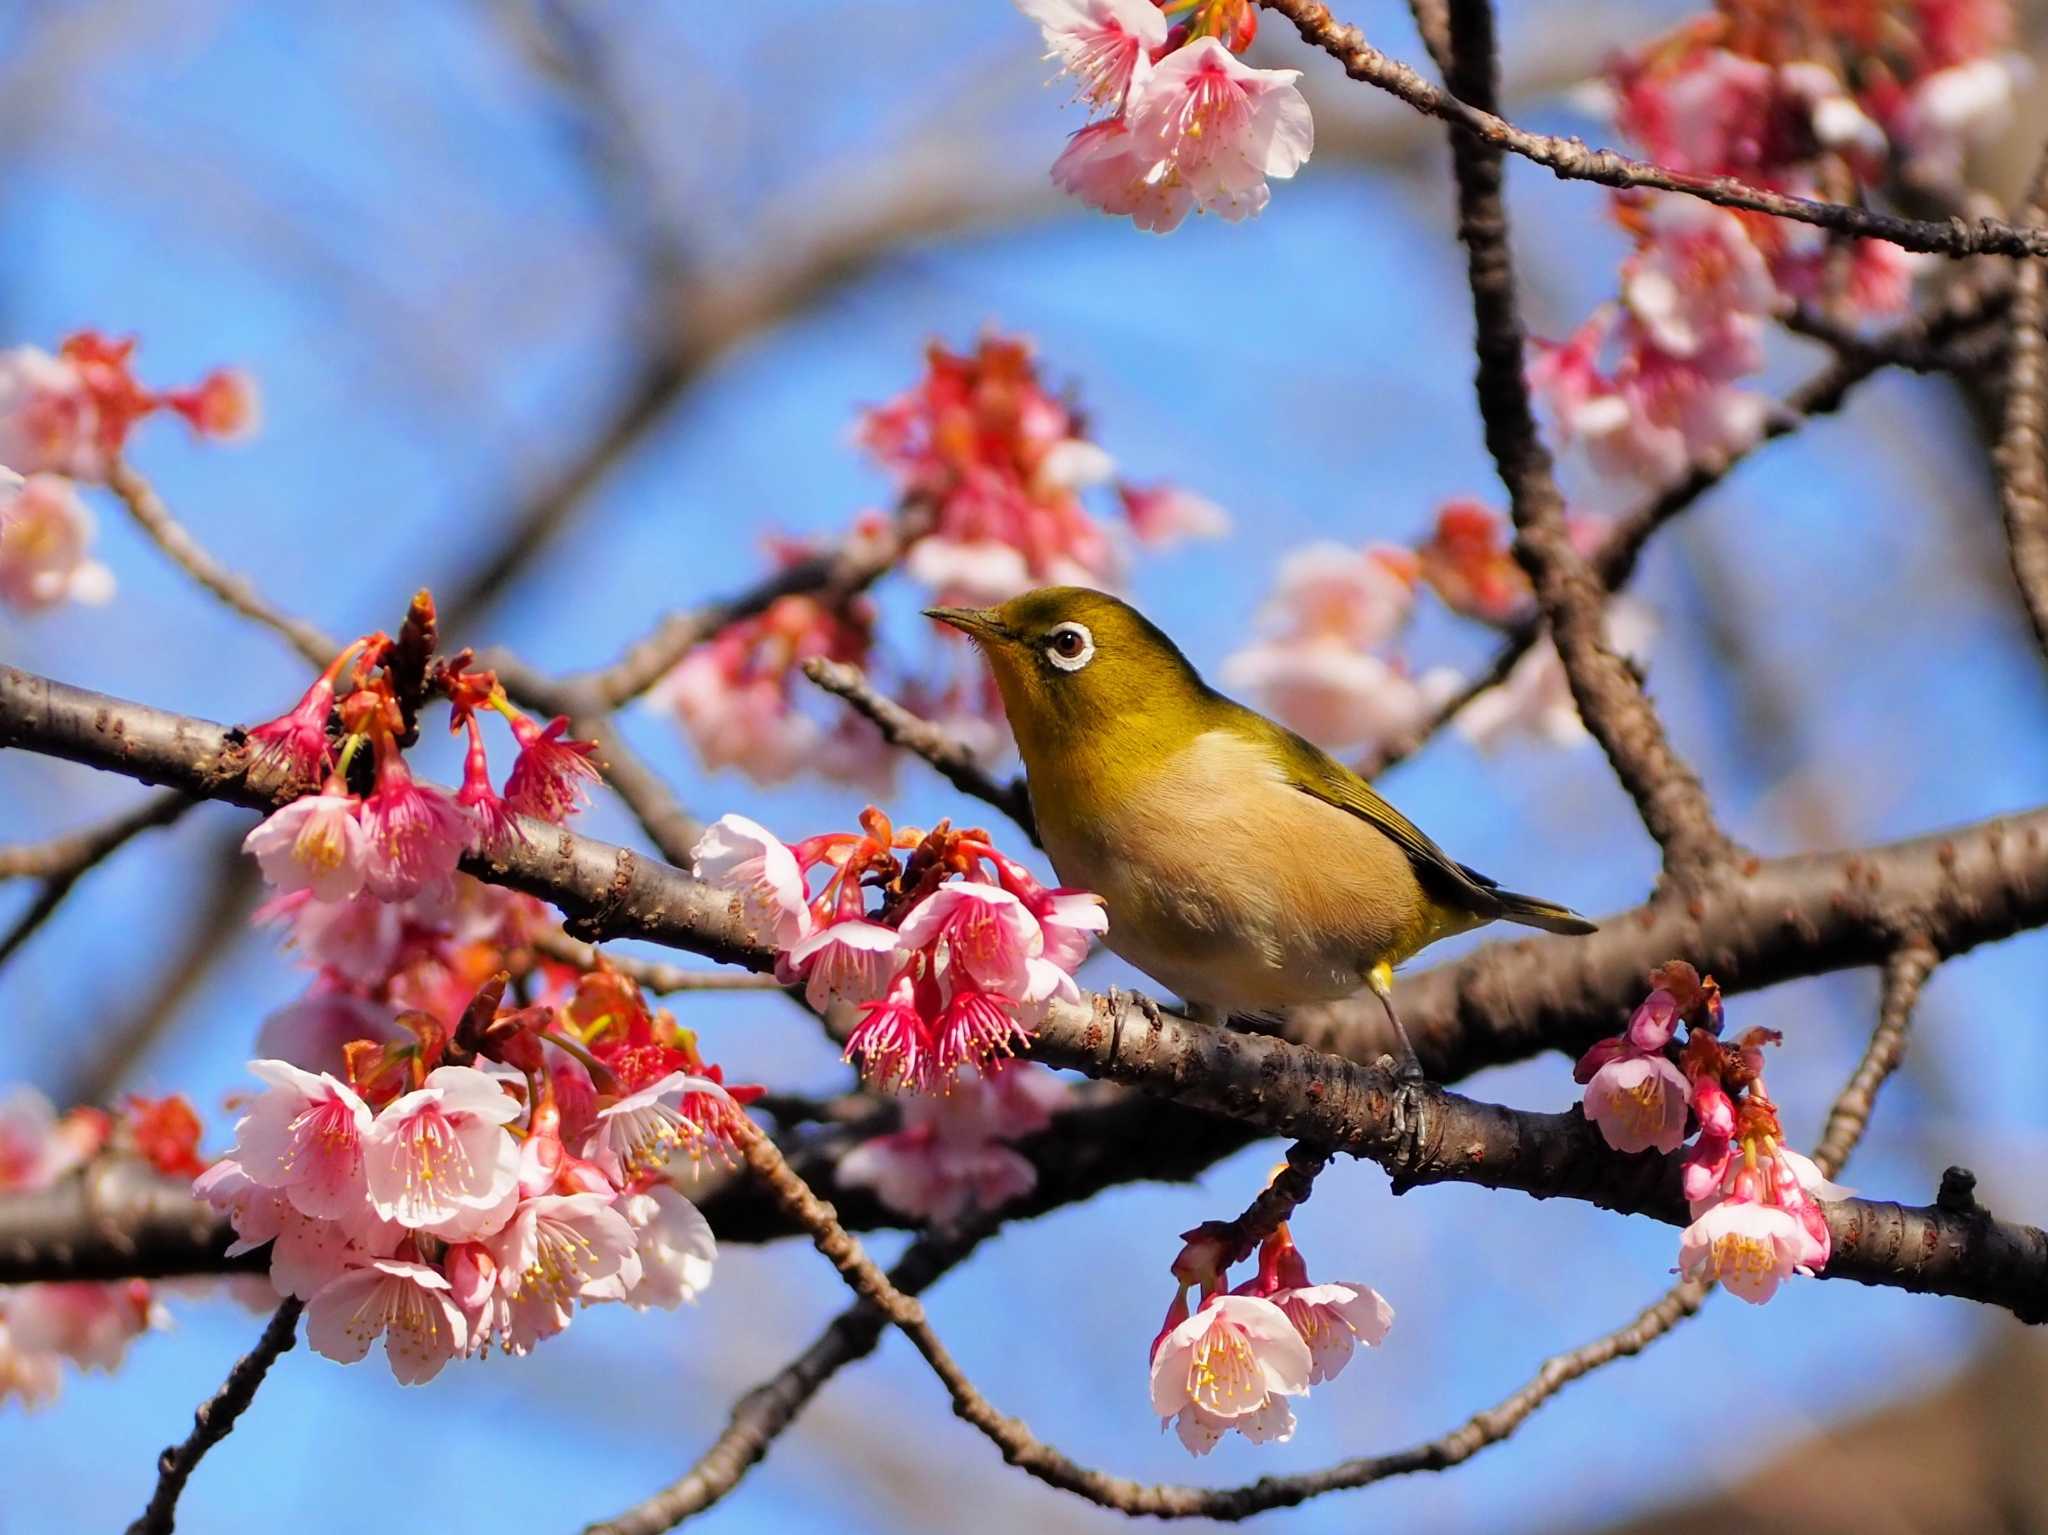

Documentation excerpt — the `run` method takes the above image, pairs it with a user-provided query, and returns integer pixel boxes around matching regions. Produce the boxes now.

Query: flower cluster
[1017,0,1314,231]
[201,963,744,1382]
[1577,961,1842,1303]
[839,1061,1068,1221]
[692,810,1102,1091]
[238,598,598,1076]
[1221,503,1655,758]
[0,332,257,614]
[0,1091,217,1408]
[1148,1219,1391,1454]
[1536,2,2018,486]
[654,331,1224,788]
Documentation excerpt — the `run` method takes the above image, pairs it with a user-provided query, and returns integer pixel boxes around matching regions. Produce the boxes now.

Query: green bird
[926,586,1595,1071]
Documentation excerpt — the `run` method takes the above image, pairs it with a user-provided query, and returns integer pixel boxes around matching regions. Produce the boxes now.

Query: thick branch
[4,666,2047,1315]
[1997,153,2048,661]
[1259,0,2048,260]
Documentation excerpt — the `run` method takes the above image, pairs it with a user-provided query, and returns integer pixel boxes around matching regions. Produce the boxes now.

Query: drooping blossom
[895,882,1046,1001]
[305,1259,468,1384]
[358,750,470,902]
[597,1185,717,1310]
[840,1063,1067,1222]
[4,1281,165,1373]
[1149,1291,1313,1455]
[1580,1051,1691,1155]
[1233,1227,1393,1387]
[241,792,369,902]
[0,333,256,480]
[1125,38,1313,228]
[779,918,904,1013]
[1415,501,1531,626]
[586,1070,733,1183]
[0,472,114,612]
[1014,0,1167,111]
[501,711,601,823]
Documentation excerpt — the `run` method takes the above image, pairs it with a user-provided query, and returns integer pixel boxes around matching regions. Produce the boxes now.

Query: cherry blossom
[1677,1196,1807,1304]
[482,1194,640,1356]
[691,814,812,949]
[1149,1292,1313,1455]
[586,1070,733,1182]
[1015,0,1166,111]
[896,882,1044,1000]
[599,1186,717,1310]
[362,1066,521,1228]
[305,1259,468,1384]
[229,1059,374,1219]
[0,472,114,613]
[4,1281,165,1373]
[241,792,369,902]
[1119,482,1230,547]
[359,751,471,902]
[1581,1051,1690,1155]
[1124,37,1313,229]
[779,918,904,1012]
[501,711,601,823]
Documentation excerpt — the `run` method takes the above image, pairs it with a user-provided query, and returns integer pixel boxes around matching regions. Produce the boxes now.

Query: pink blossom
[1626,989,1679,1051]
[593,1186,717,1310]
[196,1157,395,1299]
[245,672,339,787]
[503,713,601,823]
[1125,38,1313,228]
[1223,642,1459,753]
[653,645,818,786]
[897,882,1043,1000]
[840,1123,1038,1222]
[305,1259,468,1383]
[1621,197,1777,364]
[1680,1132,1733,1206]
[780,918,905,1011]
[691,813,812,950]
[1016,0,1166,111]
[0,1317,61,1408]
[5,1280,163,1372]
[0,472,114,612]
[0,1088,96,1193]
[843,965,935,1090]
[241,793,368,902]
[482,1193,639,1355]
[1269,1281,1393,1385]
[930,979,1034,1079]
[231,1059,374,1219]
[586,1070,733,1182]
[0,346,104,479]
[1897,57,2016,181]
[359,754,471,902]
[981,1060,1068,1137]
[1458,599,1657,750]
[1119,482,1230,547]
[1677,1198,1805,1304]
[457,718,523,855]
[272,893,404,985]
[1690,1077,1736,1142]
[1258,540,1418,653]
[1051,117,1194,233]
[1582,1052,1690,1155]
[1149,1292,1312,1456]
[362,1066,521,1228]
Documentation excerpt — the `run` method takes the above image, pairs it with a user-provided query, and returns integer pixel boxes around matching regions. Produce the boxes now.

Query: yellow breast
[1027,730,1443,1012]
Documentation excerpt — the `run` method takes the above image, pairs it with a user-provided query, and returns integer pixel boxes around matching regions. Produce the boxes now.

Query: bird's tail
[1488,887,1598,936]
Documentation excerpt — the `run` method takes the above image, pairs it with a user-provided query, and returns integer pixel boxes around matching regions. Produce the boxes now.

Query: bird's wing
[1277,731,1501,908]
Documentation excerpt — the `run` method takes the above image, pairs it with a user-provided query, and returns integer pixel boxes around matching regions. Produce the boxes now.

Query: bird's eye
[1044,621,1095,672]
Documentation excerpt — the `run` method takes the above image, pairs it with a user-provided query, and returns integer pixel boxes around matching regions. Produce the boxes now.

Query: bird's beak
[924,606,1008,644]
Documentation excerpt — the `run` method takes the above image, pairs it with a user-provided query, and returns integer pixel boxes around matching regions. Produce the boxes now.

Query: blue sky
[3,2,2046,1532]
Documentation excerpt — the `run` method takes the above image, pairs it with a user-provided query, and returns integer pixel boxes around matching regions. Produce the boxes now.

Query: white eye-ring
[1045,621,1095,672]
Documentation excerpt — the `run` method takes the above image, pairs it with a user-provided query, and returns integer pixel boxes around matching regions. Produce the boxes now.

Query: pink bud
[1691,1077,1736,1139]
[1572,1035,1628,1085]
[1626,990,1679,1051]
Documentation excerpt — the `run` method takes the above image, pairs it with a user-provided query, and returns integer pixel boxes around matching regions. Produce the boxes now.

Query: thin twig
[1814,941,1940,1180]
[532,930,786,992]
[105,459,337,668]
[800,657,1035,838]
[584,1221,996,1535]
[126,1298,303,1535]
[0,791,197,970]
[1260,0,2048,260]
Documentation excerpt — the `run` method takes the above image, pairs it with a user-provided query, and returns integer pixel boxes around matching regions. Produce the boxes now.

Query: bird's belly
[1040,799,1389,1013]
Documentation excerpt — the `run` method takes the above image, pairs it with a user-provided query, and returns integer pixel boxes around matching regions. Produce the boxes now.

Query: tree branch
[4,666,2046,1315]
[1997,151,2048,662]
[126,1298,302,1535]
[1437,0,1733,881]
[800,657,1035,838]
[1259,0,2048,260]
[1814,940,1939,1179]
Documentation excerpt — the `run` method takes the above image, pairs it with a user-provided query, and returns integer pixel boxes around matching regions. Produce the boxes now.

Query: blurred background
[4,1,2048,1530]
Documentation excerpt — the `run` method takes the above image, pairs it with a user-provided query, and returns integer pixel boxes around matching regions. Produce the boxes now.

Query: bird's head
[925,586,1211,763]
